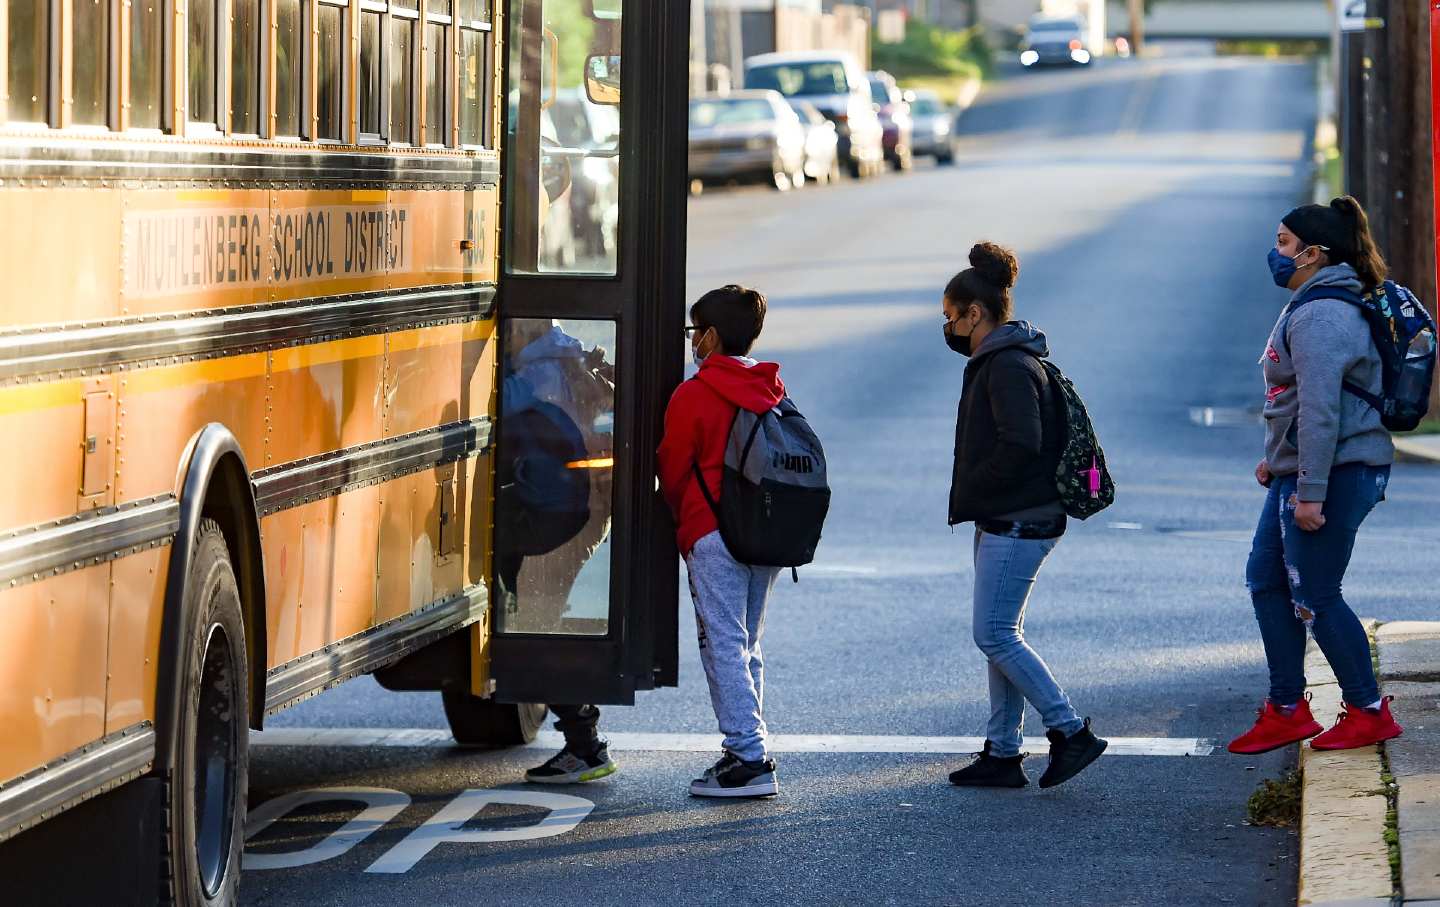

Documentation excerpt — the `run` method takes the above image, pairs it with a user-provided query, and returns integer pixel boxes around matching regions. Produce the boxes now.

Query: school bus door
[490,0,688,705]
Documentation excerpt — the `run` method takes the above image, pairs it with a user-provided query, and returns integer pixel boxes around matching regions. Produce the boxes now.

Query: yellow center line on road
[251,727,1214,756]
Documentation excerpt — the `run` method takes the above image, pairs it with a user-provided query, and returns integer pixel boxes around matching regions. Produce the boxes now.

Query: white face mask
[692,345,707,368]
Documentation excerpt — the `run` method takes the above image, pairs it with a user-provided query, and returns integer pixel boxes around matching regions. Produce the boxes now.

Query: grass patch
[1215,39,1326,58]
[871,19,994,87]
[1410,416,1440,435]
[1247,769,1303,827]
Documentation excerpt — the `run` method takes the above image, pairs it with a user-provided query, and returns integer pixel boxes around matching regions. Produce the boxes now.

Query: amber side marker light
[566,457,615,469]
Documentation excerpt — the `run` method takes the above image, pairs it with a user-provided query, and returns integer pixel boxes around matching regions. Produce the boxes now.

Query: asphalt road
[243,52,1440,906]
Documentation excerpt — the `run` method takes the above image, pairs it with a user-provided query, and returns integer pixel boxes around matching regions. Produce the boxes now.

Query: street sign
[1337,0,1380,32]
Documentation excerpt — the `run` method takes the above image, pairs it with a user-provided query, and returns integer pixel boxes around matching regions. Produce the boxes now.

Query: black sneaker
[948,741,1029,788]
[1038,718,1108,789]
[689,751,779,798]
[524,741,618,784]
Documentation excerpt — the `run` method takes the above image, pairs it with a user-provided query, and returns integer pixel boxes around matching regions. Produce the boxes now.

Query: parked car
[788,100,840,184]
[904,89,955,165]
[1019,14,1093,67]
[743,50,885,179]
[688,91,808,191]
[548,89,620,262]
[867,70,913,171]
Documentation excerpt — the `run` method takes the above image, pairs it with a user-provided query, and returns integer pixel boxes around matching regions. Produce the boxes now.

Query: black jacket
[949,321,1065,525]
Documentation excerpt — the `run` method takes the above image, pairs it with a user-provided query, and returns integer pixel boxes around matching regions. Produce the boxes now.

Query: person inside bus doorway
[1228,196,1404,755]
[495,319,620,784]
[942,243,1108,790]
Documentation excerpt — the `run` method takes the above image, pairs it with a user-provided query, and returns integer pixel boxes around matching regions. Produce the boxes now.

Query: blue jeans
[972,530,1085,758]
[1246,462,1390,708]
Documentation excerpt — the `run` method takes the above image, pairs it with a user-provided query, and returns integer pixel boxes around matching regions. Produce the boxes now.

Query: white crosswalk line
[251,727,1214,757]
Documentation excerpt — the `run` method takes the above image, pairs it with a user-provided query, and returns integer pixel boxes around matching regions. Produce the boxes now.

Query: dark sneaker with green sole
[689,751,779,798]
[948,741,1028,788]
[525,741,618,784]
[1039,718,1107,789]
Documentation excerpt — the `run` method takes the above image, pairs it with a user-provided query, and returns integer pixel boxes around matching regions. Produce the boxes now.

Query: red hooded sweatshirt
[657,355,786,555]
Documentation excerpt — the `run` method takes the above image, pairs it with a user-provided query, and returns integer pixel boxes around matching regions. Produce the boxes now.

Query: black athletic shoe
[948,741,1029,788]
[689,751,779,798]
[1038,718,1108,789]
[525,741,618,784]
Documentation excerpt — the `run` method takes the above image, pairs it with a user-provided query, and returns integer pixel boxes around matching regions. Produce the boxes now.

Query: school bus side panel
[104,546,169,735]
[0,189,122,328]
[0,567,111,783]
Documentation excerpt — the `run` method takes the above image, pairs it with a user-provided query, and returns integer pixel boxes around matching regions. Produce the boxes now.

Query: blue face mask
[1267,247,1298,288]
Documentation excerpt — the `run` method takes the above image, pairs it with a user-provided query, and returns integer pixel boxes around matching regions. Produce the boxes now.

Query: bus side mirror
[585,0,621,20]
[586,55,621,105]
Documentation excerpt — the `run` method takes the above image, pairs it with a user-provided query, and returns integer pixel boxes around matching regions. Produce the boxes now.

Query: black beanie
[1282,200,1355,261]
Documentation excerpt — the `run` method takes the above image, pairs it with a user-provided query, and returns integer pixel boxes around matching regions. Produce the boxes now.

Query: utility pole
[1127,0,1145,56]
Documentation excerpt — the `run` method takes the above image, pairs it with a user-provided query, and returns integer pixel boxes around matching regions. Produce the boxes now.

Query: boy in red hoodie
[658,285,787,798]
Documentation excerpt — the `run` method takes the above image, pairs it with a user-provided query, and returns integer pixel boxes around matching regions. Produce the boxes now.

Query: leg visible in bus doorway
[525,704,618,784]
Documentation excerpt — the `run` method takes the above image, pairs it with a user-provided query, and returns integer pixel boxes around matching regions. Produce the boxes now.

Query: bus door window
[505,0,622,275]
[496,318,616,636]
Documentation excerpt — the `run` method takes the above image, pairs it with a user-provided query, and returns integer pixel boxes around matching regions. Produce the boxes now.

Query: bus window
[72,0,108,126]
[390,10,416,143]
[505,0,622,275]
[424,19,446,145]
[129,0,164,129]
[459,4,491,147]
[6,0,46,124]
[316,2,344,141]
[497,318,616,636]
[231,0,261,134]
[188,0,219,127]
[275,0,302,136]
[359,10,382,137]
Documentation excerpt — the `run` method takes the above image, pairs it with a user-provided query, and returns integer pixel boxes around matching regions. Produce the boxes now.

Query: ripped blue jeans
[1246,462,1390,708]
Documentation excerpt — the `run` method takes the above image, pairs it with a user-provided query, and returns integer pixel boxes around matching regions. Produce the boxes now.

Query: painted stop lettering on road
[243,786,596,874]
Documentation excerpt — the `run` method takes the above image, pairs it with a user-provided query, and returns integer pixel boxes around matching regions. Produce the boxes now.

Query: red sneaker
[1227,698,1324,754]
[1310,697,1403,751]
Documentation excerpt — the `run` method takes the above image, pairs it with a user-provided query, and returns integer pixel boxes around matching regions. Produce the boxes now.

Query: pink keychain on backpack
[1083,456,1101,499]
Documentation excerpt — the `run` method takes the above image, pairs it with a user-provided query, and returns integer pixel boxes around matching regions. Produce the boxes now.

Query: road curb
[1297,620,1395,906]
[1393,436,1440,465]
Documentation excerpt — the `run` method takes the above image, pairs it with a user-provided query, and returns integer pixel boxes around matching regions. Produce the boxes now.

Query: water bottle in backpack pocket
[693,397,831,569]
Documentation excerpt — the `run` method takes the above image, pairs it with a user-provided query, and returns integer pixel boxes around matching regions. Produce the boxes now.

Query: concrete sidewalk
[1394,434,1440,465]
[1299,621,1440,905]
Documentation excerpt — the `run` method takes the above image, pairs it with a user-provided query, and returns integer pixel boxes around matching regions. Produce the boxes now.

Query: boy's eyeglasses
[684,325,708,338]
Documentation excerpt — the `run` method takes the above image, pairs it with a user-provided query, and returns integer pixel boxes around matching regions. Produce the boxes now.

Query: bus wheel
[164,520,248,906]
[442,695,548,746]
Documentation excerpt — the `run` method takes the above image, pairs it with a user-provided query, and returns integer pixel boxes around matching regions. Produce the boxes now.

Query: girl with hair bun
[942,242,1108,791]
[1229,195,1403,755]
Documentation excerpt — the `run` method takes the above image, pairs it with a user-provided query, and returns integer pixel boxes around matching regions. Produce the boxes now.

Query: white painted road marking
[252,728,1214,757]
[244,787,411,870]
[363,790,595,874]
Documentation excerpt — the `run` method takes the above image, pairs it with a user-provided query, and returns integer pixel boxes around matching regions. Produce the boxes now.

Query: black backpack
[693,396,831,569]
[496,400,591,557]
[1037,359,1115,520]
[1286,280,1437,432]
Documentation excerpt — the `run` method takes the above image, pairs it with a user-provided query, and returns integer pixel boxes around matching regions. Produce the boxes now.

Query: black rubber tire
[163,520,248,907]
[443,694,547,746]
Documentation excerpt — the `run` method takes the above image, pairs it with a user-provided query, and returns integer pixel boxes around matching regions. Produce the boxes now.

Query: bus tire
[162,519,248,907]
[442,694,547,746]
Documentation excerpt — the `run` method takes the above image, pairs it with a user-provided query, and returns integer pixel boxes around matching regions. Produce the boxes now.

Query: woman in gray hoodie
[1229,196,1404,755]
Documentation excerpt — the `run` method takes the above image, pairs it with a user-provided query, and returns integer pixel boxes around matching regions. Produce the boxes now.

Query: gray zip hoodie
[1261,263,1393,501]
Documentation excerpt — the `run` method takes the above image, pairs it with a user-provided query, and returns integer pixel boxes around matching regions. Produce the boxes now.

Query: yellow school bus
[0,1,687,901]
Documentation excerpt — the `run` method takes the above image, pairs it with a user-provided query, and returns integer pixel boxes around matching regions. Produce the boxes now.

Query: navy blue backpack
[1287,280,1437,432]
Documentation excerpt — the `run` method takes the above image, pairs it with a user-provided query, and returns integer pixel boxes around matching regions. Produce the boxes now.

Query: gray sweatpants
[685,530,780,763]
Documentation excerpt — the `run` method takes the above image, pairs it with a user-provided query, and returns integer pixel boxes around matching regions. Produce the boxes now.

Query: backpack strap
[1280,285,1386,414]
[692,462,722,522]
